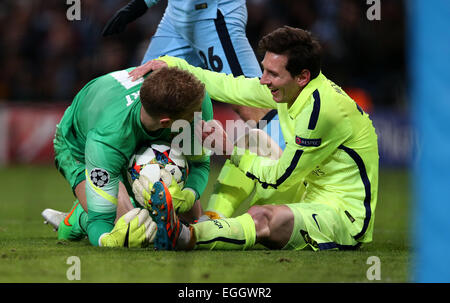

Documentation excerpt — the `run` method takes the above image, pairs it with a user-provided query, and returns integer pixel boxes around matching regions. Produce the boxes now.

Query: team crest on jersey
[295,136,322,147]
[90,168,110,188]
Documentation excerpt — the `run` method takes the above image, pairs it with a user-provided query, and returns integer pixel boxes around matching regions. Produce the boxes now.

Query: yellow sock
[192,213,256,250]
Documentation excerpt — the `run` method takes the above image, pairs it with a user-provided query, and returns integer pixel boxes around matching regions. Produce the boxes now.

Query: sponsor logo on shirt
[295,136,321,147]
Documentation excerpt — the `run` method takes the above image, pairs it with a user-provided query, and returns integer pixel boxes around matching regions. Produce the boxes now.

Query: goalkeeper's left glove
[133,173,196,214]
[102,0,149,36]
[99,208,156,247]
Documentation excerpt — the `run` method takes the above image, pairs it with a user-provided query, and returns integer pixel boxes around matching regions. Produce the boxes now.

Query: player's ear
[296,69,311,88]
[159,117,172,128]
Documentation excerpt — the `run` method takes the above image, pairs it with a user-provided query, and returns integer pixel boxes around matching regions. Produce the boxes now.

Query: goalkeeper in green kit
[131,26,379,251]
[43,66,213,248]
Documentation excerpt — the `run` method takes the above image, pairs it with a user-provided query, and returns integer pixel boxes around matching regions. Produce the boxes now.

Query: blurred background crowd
[0,0,405,112]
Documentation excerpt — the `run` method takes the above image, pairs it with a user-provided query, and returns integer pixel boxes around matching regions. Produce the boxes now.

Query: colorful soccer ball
[127,142,188,188]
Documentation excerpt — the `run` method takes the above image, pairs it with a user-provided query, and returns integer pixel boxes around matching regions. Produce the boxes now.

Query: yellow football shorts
[283,202,361,251]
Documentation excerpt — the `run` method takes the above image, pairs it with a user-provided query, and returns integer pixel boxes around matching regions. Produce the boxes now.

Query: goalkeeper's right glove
[102,0,149,36]
[99,208,156,247]
[132,173,196,215]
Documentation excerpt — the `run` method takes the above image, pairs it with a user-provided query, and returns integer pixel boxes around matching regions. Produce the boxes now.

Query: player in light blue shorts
[103,0,260,77]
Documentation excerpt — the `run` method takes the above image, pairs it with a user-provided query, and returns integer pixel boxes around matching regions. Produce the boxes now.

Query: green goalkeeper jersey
[57,68,212,245]
[161,56,379,244]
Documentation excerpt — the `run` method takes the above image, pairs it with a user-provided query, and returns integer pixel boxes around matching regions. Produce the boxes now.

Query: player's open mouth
[270,88,279,95]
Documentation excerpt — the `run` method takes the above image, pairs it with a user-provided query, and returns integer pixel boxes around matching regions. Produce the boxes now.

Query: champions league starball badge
[90,168,110,188]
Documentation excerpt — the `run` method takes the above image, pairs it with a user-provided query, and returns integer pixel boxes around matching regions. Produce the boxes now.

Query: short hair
[258,26,322,79]
[140,67,205,121]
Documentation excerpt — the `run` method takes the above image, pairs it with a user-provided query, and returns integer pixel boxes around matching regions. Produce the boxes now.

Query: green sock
[192,213,256,250]
[86,210,116,246]
[58,200,88,241]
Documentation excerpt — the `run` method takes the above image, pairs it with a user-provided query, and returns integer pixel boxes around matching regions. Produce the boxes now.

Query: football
[127,141,188,188]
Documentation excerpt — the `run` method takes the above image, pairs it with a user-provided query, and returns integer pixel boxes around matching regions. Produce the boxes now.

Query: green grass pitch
[0,162,410,283]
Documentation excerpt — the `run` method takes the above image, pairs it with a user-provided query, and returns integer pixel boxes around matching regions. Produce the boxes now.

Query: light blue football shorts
[142,5,261,78]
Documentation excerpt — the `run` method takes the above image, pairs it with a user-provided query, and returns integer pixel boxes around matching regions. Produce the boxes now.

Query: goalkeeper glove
[133,173,196,215]
[99,208,156,247]
[102,0,149,36]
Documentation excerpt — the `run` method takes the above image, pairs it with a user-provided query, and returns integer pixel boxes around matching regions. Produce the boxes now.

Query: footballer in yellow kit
[158,54,379,249]
[132,27,379,251]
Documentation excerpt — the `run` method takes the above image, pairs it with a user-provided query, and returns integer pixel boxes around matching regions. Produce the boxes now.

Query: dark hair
[258,26,322,79]
[140,67,205,120]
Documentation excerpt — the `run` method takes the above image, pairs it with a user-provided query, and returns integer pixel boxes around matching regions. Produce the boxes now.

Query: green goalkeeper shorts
[53,125,85,193]
[283,202,360,251]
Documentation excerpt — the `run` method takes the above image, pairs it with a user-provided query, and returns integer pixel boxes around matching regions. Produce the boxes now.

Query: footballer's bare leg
[247,204,294,249]
[74,180,88,212]
[179,199,202,224]
[116,181,135,222]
